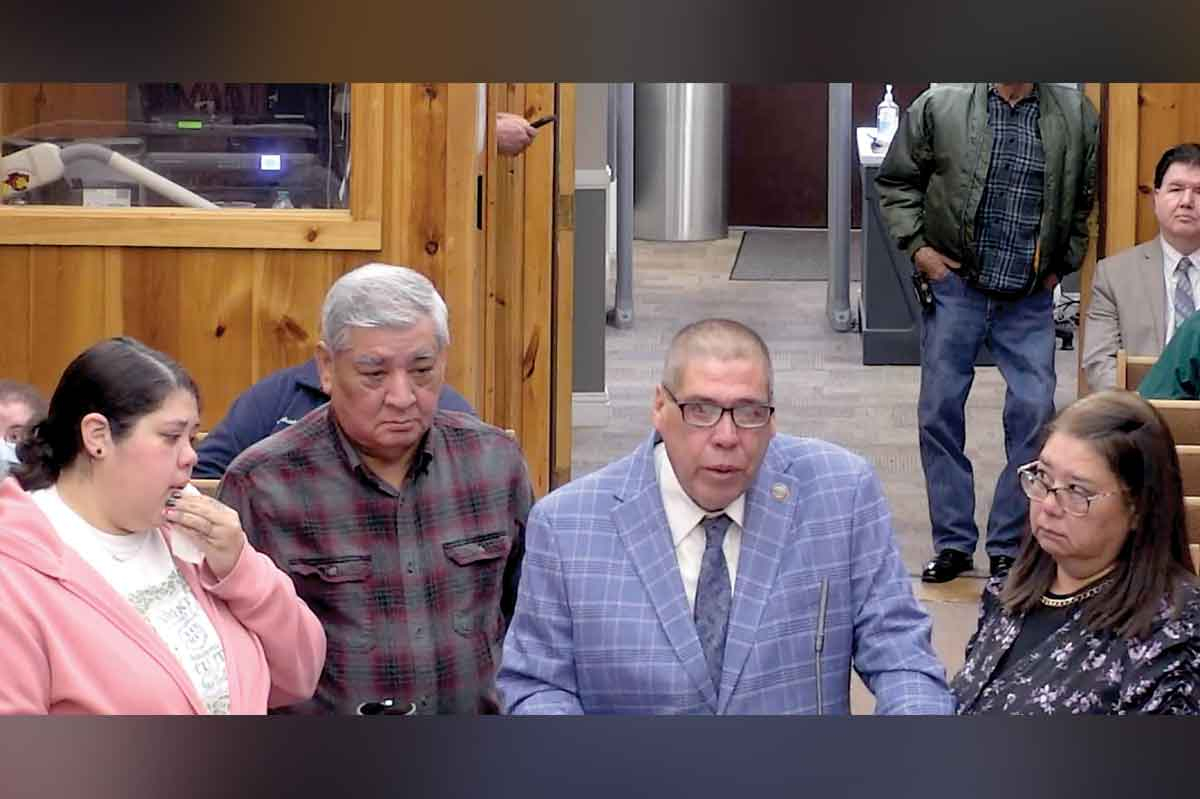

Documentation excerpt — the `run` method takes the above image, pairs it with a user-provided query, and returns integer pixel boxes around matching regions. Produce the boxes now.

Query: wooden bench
[1186,496,1200,542]
[1178,446,1200,496]
[1187,498,1200,575]
[1115,349,1157,391]
[1149,400,1200,445]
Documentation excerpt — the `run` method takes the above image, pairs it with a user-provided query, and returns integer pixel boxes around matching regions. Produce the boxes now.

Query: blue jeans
[918,271,1056,559]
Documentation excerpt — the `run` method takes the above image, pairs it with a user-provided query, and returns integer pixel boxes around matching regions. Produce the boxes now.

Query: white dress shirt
[1161,236,1200,343]
[654,442,745,613]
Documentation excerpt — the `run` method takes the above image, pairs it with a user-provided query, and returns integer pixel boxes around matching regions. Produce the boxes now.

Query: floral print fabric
[952,576,1200,715]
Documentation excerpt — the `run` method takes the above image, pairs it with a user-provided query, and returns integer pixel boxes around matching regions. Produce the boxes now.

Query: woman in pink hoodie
[0,337,326,714]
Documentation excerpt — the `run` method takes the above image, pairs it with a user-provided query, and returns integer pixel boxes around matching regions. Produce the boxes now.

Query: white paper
[166,483,205,565]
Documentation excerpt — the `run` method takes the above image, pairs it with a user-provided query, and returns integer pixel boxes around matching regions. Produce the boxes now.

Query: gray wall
[575,84,609,170]
[572,84,610,395]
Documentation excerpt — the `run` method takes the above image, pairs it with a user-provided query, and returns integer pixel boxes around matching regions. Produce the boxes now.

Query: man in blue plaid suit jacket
[499,319,953,714]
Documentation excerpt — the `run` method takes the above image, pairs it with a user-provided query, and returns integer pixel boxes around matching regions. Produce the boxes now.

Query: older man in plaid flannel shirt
[220,263,534,714]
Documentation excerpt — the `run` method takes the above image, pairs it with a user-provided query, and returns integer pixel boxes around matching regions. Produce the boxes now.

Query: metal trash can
[634,83,729,242]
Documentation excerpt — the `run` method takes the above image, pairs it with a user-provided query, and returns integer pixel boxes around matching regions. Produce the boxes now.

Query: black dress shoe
[921,549,973,583]
[989,555,1015,578]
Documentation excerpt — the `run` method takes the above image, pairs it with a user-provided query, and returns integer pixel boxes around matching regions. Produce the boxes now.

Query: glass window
[2,83,351,210]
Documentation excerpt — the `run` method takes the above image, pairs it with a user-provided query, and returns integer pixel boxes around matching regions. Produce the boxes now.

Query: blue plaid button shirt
[973,87,1045,294]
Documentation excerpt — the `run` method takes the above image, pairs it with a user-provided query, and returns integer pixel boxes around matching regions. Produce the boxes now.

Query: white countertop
[857,126,892,167]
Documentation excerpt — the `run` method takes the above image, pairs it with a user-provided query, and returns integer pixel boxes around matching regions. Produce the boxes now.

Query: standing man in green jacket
[875,83,1099,583]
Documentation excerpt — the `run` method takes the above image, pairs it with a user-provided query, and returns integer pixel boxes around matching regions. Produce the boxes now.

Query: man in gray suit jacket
[1084,143,1200,390]
[498,319,952,715]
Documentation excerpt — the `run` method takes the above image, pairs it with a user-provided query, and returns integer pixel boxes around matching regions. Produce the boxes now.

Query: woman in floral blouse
[952,390,1200,714]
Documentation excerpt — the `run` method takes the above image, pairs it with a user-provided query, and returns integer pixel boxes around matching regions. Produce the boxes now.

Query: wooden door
[729,83,928,229]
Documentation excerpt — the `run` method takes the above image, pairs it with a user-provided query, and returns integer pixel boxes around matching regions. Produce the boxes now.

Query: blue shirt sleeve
[194,379,288,478]
[438,385,476,415]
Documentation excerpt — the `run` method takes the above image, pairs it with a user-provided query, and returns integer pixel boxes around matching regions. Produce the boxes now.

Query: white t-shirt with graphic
[31,487,231,714]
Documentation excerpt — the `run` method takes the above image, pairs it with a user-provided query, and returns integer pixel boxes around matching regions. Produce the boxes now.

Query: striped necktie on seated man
[1175,257,1196,331]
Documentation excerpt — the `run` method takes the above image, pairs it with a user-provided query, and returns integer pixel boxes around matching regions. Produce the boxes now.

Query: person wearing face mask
[952,391,1200,714]
[498,318,952,715]
[0,337,326,714]
[0,380,47,477]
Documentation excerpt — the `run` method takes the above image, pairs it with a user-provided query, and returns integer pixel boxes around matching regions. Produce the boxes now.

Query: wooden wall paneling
[0,85,31,134]
[35,83,127,128]
[1104,84,1141,258]
[375,83,463,407]
[252,251,334,381]
[2,83,127,137]
[102,247,124,335]
[0,207,383,251]
[487,83,529,436]
[174,250,256,429]
[349,84,386,227]
[1076,83,1104,397]
[27,247,115,392]
[378,84,412,266]
[520,83,557,498]
[326,83,403,276]
[552,84,576,490]
[3,83,49,132]
[0,245,32,380]
[481,84,502,424]
[403,84,448,284]
[1082,82,1139,398]
[399,83,462,404]
[1181,85,1200,142]
[119,247,183,361]
[441,83,486,409]
[1136,84,1200,242]
[1136,84,1184,243]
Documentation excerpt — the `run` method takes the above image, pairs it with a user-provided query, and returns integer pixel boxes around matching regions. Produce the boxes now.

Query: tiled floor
[572,231,1080,712]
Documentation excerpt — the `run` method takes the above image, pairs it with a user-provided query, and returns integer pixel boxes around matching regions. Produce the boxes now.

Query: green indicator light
[176,120,203,130]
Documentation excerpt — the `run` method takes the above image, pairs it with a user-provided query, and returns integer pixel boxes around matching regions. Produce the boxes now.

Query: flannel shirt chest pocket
[441,532,512,638]
[287,554,375,652]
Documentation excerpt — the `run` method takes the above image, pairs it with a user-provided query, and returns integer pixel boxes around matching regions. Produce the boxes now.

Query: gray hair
[662,319,774,401]
[321,263,450,352]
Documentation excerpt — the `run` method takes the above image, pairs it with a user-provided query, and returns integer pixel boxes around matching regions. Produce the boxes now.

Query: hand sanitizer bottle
[272,189,294,209]
[876,84,899,141]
